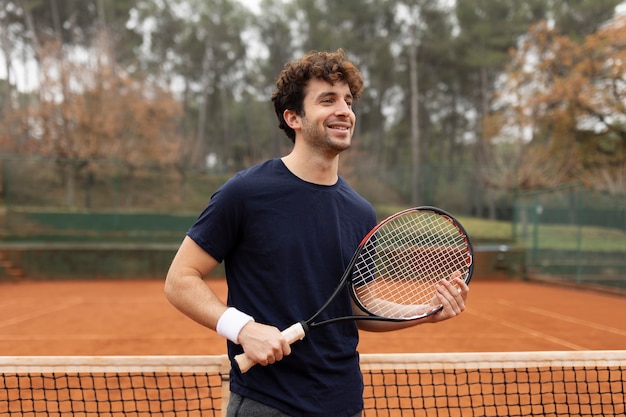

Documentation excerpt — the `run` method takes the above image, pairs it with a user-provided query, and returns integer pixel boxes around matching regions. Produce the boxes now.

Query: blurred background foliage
[0,0,625,219]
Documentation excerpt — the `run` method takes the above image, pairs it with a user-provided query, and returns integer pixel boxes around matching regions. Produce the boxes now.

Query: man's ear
[283,109,301,130]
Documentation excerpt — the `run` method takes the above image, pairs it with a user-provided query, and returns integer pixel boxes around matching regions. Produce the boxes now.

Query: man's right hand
[237,321,292,367]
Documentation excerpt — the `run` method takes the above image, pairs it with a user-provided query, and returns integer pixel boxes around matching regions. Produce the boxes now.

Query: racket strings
[352,211,471,319]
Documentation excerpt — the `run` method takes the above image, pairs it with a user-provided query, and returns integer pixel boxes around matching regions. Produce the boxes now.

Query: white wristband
[216,307,254,344]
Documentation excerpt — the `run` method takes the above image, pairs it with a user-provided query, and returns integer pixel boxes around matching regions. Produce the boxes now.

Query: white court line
[0,298,85,329]
[466,309,589,350]
[495,299,626,338]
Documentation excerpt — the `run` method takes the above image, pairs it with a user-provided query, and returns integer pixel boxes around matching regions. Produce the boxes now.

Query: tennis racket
[235,206,473,373]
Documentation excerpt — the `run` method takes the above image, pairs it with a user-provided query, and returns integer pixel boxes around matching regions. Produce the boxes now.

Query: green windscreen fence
[513,184,626,290]
[0,210,201,280]
[3,211,197,242]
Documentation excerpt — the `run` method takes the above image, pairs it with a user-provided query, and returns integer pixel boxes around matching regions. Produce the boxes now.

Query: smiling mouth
[328,124,351,131]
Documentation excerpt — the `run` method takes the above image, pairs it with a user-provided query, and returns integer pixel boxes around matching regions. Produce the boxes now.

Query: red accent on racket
[235,206,473,373]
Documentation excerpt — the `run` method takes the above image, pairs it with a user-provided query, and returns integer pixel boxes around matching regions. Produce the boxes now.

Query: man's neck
[281,150,339,186]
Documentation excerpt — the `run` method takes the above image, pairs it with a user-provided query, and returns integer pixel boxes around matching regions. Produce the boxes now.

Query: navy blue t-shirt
[187,158,377,417]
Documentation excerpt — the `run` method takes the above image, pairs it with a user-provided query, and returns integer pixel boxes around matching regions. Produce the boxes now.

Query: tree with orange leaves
[15,33,183,206]
[484,15,626,195]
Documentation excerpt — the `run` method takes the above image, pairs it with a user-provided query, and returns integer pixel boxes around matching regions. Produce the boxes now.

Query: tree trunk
[194,41,212,171]
[479,65,497,219]
[409,31,420,206]
[64,163,76,207]
[0,6,13,119]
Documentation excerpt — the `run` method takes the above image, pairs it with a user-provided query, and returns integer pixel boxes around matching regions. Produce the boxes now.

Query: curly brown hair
[271,49,364,143]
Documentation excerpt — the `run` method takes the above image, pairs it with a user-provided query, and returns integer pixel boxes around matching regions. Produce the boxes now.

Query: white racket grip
[282,322,306,344]
[234,322,307,373]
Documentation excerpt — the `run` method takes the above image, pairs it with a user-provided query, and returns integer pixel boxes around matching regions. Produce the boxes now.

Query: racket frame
[349,206,474,319]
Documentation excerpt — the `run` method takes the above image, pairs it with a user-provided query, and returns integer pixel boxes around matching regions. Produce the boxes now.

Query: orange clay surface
[1,278,625,356]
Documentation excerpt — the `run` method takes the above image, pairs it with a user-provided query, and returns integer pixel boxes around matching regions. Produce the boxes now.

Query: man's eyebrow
[316,91,354,101]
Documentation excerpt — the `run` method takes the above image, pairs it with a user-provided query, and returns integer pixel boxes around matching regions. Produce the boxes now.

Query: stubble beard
[301,117,352,155]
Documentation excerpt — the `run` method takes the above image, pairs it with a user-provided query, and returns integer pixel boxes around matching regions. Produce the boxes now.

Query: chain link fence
[1,157,624,290]
[514,184,626,291]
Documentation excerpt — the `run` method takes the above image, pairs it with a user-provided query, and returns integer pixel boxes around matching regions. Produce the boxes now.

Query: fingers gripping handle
[234,322,307,373]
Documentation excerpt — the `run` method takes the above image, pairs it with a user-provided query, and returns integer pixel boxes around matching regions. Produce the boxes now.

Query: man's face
[297,78,356,154]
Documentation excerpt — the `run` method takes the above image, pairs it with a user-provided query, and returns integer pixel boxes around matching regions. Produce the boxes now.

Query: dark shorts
[226,392,363,417]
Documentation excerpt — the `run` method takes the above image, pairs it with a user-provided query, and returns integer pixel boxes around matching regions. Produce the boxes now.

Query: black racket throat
[303,303,445,334]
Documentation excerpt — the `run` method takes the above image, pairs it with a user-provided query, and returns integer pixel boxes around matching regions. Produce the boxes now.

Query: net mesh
[1,351,624,417]
[353,208,472,319]
[0,356,228,417]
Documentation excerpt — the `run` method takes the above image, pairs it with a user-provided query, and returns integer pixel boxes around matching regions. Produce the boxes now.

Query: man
[165,49,469,417]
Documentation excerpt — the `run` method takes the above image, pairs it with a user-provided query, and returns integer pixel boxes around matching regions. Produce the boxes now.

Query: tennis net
[1,350,624,416]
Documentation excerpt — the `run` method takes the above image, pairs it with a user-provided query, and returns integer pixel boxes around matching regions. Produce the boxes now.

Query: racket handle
[282,322,307,344]
[234,322,307,373]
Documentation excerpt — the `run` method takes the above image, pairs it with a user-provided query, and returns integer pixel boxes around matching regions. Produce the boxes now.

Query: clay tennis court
[1,277,625,356]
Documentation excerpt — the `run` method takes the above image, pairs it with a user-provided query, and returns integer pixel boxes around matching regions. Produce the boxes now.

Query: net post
[220,355,231,417]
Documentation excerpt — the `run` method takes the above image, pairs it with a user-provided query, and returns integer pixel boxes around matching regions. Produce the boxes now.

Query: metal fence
[1,157,625,290]
[513,184,626,290]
